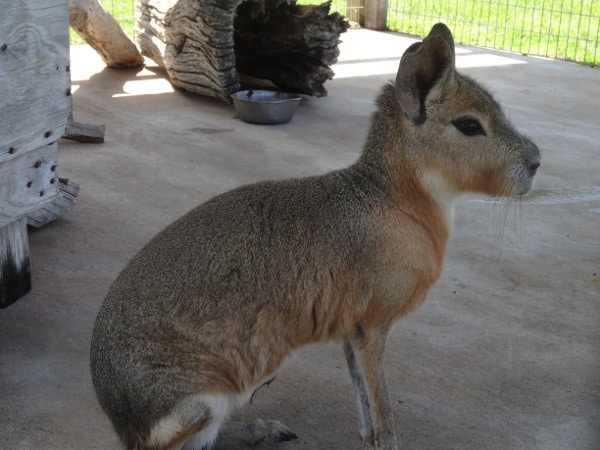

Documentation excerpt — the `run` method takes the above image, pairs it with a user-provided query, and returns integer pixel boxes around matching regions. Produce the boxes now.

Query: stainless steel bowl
[231,90,302,125]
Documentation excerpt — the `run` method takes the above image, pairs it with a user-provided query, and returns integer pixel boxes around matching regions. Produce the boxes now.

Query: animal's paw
[244,419,298,445]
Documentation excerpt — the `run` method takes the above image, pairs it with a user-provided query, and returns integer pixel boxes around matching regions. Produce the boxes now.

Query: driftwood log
[234,1,349,97]
[69,0,144,68]
[64,117,105,143]
[136,0,349,100]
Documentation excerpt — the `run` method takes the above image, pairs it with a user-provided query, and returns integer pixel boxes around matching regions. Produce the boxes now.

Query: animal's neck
[356,100,458,256]
[356,138,458,273]
[419,170,460,229]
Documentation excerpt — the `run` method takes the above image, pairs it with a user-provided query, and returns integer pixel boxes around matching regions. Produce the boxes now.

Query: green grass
[71,1,599,66]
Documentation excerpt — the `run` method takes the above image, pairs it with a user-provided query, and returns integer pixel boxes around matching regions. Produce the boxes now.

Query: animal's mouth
[516,181,534,196]
[513,177,534,196]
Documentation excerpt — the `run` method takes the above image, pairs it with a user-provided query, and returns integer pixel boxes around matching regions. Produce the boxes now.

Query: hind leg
[223,377,297,445]
[180,417,223,450]
[173,381,297,449]
[176,389,297,449]
[219,419,298,445]
[149,393,239,450]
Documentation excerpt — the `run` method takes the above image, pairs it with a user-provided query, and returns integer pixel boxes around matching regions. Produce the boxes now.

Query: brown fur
[91,24,540,450]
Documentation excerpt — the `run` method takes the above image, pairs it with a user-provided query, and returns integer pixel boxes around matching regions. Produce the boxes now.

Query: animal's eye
[451,117,486,136]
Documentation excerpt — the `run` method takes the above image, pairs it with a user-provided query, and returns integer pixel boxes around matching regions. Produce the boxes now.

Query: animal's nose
[529,161,540,176]
[523,137,541,177]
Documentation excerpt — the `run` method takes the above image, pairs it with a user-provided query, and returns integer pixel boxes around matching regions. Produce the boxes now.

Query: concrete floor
[1,29,599,449]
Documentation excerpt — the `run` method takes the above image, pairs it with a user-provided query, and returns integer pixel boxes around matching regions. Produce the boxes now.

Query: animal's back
[90,168,384,443]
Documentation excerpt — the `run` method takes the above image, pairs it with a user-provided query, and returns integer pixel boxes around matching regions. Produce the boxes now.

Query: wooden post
[364,0,388,30]
[1,0,72,307]
[346,0,365,25]
[0,218,31,308]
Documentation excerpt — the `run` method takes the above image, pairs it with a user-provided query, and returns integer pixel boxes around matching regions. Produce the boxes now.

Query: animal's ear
[395,23,456,123]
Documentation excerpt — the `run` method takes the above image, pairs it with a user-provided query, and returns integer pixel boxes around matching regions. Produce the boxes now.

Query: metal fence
[308,0,599,65]
[96,1,599,66]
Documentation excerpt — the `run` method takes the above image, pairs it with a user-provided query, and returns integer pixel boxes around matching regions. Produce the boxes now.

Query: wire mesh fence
[304,0,599,65]
[387,0,599,66]
[91,1,598,66]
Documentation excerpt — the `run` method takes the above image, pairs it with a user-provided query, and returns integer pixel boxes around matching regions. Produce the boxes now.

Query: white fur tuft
[148,416,183,448]
[149,388,259,450]
[420,170,460,226]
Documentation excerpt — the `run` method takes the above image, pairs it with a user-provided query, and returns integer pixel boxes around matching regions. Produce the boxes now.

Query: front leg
[344,338,374,446]
[343,327,397,450]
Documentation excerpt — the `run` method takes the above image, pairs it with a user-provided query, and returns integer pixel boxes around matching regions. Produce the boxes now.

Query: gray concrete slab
[1,29,598,449]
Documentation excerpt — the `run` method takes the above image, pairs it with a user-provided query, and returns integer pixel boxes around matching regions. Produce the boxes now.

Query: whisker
[492,197,511,261]
[515,195,527,245]
[489,169,517,261]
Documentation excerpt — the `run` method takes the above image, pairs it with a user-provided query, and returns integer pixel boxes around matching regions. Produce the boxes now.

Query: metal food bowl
[231,90,302,125]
